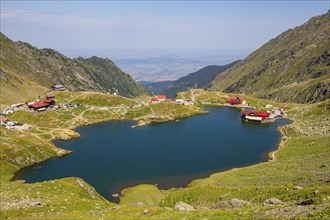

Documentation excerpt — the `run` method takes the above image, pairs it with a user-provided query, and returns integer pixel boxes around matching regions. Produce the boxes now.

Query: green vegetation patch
[120,184,169,206]
[0,177,113,219]
[55,91,138,106]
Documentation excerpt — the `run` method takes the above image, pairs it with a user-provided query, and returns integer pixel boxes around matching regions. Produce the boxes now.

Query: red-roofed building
[151,97,159,102]
[242,109,270,122]
[28,99,55,111]
[43,99,55,105]
[226,96,245,105]
[157,95,166,101]
[0,116,10,125]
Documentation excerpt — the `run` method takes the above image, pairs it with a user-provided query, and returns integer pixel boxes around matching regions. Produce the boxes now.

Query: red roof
[157,95,166,99]
[227,96,244,105]
[0,116,10,123]
[243,110,270,120]
[151,98,158,101]
[43,99,53,103]
[29,102,50,109]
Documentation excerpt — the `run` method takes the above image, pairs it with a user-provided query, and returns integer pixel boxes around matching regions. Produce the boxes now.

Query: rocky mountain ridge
[209,11,330,103]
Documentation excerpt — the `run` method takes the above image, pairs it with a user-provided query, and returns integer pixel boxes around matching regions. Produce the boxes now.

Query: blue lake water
[13,107,289,202]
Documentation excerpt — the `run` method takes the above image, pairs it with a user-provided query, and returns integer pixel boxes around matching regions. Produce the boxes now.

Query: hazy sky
[1,1,329,54]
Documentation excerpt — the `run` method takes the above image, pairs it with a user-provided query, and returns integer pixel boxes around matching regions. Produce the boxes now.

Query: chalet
[226,96,246,105]
[51,84,65,91]
[165,98,172,102]
[0,116,10,125]
[157,95,166,101]
[241,109,270,122]
[151,95,167,103]
[28,99,55,112]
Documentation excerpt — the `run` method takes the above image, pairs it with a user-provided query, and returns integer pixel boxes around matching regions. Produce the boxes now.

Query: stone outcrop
[174,201,195,211]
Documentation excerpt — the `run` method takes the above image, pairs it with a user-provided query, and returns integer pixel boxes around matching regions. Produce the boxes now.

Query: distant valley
[141,61,239,98]
[112,50,249,82]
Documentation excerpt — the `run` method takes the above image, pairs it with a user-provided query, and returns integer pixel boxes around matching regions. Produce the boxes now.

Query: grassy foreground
[0,90,329,219]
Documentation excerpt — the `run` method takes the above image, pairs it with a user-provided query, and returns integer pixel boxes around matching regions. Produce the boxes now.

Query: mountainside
[162,62,239,98]
[139,80,174,95]
[0,33,150,106]
[209,11,330,103]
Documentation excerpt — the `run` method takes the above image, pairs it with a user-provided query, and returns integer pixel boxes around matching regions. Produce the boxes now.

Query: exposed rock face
[174,201,195,211]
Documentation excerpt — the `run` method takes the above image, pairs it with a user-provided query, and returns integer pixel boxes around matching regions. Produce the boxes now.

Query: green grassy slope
[209,11,330,103]
[0,33,150,107]
[0,90,329,219]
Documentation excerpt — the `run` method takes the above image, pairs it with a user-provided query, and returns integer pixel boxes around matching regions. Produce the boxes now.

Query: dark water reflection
[13,107,290,202]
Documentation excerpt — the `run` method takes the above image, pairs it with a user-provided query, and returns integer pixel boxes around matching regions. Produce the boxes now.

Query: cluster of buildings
[241,106,285,123]
[150,95,197,106]
[225,96,285,123]
[150,95,172,103]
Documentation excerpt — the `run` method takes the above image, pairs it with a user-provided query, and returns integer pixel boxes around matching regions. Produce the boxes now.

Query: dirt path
[63,93,84,105]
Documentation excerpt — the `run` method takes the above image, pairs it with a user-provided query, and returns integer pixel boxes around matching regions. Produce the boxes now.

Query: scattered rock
[87,188,95,198]
[112,205,120,210]
[319,164,327,168]
[298,198,316,206]
[131,202,144,207]
[112,193,119,198]
[56,149,72,157]
[143,209,149,214]
[76,179,85,187]
[212,198,251,209]
[293,186,304,190]
[175,201,195,211]
[264,198,283,205]
[262,205,324,219]
[29,201,42,207]
[95,203,100,209]
[313,190,319,195]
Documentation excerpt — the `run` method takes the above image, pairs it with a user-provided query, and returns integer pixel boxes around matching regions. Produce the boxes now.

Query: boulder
[293,186,304,190]
[264,198,283,205]
[298,198,316,206]
[131,202,144,207]
[212,198,251,209]
[112,205,120,210]
[174,201,195,211]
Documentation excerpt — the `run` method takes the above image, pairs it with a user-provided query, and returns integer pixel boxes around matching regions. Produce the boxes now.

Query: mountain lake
[13,107,290,202]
